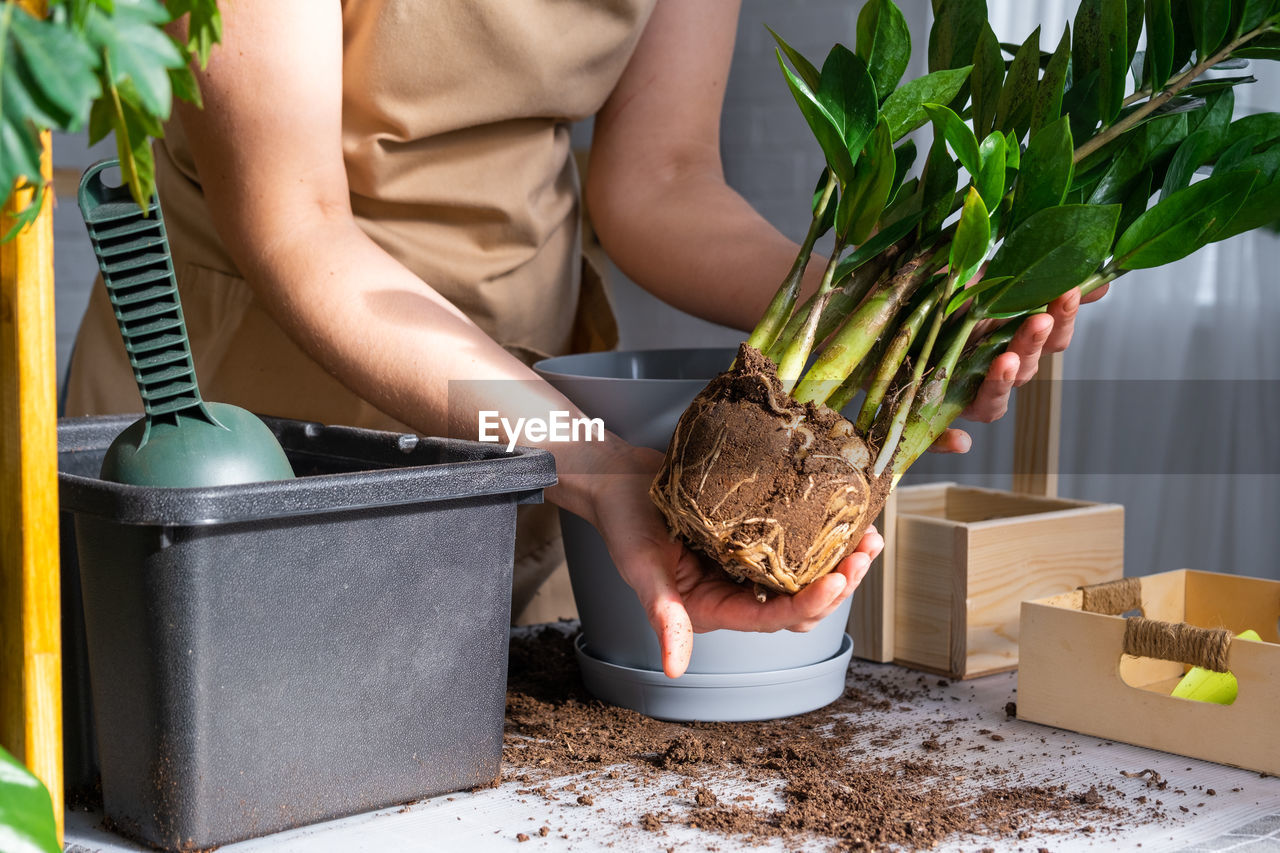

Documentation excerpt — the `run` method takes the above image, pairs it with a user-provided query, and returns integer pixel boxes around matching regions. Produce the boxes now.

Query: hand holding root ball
[573,441,884,679]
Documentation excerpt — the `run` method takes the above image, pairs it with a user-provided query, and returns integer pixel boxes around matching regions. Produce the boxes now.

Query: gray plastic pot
[534,348,854,677]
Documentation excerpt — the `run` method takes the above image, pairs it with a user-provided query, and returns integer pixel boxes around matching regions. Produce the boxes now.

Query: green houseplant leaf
[1012,116,1074,228]
[838,119,896,243]
[1161,127,1221,198]
[994,26,1042,141]
[816,44,880,158]
[1145,0,1176,90]
[856,0,912,99]
[929,0,989,73]
[1074,0,1130,125]
[982,203,1122,316]
[1113,170,1257,267]
[924,102,981,176]
[768,27,821,92]
[975,130,1008,210]
[777,50,857,185]
[920,136,960,233]
[879,65,972,140]
[1030,24,1072,136]
[970,23,1003,137]
[0,745,60,853]
[949,186,992,277]
[1187,0,1231,59]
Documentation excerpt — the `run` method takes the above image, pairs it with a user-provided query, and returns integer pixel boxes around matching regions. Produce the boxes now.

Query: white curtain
[609,0,1280,580]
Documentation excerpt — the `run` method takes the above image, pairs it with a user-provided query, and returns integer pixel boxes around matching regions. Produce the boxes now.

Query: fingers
[928,427,972,454]
[1009,313,1052,386]
[622,547,696,679]
[1044,288,1081,353]
[961,351,1019,422]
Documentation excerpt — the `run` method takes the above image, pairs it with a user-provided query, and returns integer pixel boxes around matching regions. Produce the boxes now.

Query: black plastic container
[58,414,555,851]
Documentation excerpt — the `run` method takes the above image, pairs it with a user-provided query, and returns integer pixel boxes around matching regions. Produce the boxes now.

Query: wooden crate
[851,482,1124,679]
[1018,570,1280,775]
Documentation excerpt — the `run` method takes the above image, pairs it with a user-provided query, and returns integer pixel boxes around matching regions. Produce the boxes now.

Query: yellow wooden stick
[0,0,64,834]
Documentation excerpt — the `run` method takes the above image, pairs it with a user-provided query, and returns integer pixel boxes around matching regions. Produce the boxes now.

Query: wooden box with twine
[852,482,1124,679]
[1018,571,1280,775]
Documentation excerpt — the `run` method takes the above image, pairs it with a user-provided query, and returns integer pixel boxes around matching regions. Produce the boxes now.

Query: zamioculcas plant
[651,0,1280,595]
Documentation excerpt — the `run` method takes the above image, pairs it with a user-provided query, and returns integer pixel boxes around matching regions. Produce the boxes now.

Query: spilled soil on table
[501,626,1165,851]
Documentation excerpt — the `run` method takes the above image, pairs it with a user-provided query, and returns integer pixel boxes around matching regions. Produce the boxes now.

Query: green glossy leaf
[1004,129,1021,169]
[1126,0,1147,66]
[817,45,880,158]
[1088,137,1147,204]
[1064,68,1102,141]
[0,745,60,853]
[975,131,1008,210]
[1233,46,1280,59]
[1240,0,1279,31]
[1232,141,1280,179]
[768,26,821,92]
[1013,116,1074,228]
[983,204,1122,315]
[1189,89,1233,145]
[890,139,918,203]
[1188,0,1231,58]
[1116,168,1155,235]
[857,0,912,99]
[777,50,857,185]
[929,0,989,72]
[168,64,202,109]
[994,26,1041,142]
[946,274,1011,315]
[1074,0,1130,125]
[1146,0,1176,90]
[950,187,992,275]
[924,102,981,176]
[1213,176,1280,239]
[970,23,1004,137]
[1171,0,1198,74]
[1161,128,1221,198]
[842,119,897,243]
[1223,112,1280,153]
[920,137,960,233]
[1114,170,1256,267]
[1213,133,1263,175]
[1031,24,1072,136]
[879,66,972,140]
[1182,75,1259,98]
[832,209,925,280]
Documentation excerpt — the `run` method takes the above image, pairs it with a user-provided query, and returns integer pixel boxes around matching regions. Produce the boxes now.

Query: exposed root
[650,344,892,594]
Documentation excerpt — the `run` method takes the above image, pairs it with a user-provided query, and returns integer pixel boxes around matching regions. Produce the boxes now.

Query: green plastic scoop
[78,160,295,487]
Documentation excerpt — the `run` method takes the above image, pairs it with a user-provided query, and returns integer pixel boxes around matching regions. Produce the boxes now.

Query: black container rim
[58,414,558,526]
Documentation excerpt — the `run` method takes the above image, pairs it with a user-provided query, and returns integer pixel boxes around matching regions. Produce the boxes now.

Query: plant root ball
[649,344,892,595]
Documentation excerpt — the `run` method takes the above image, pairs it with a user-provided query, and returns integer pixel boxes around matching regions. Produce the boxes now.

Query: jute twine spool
[1080,577,1142,615]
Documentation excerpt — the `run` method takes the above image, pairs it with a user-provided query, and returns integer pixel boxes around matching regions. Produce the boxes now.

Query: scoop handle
[78,161,216,428]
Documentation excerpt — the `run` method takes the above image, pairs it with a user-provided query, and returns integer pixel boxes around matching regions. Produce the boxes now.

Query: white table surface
[65,654,1280,853]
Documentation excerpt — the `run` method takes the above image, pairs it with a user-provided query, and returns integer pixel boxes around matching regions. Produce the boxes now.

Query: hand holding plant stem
[652,0,1280,595]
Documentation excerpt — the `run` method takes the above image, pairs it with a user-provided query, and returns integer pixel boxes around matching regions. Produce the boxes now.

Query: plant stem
[766,245,899,362]
[854,277,946,432]
[871,268,959,478]
[791,246,943,405]
[775,241,846,393]
[747,173,838,357]
[824,335,890,413]
[891,321,1021,485]
[1073,22,1277,163]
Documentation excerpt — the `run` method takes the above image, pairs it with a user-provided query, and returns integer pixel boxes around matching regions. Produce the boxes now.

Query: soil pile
[502,626,1158,850]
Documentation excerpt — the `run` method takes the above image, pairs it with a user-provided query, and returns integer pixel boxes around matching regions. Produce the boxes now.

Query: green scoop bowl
[78,160,294,487]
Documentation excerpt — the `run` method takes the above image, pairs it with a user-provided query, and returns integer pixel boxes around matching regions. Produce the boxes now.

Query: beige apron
[65,0,657,622]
